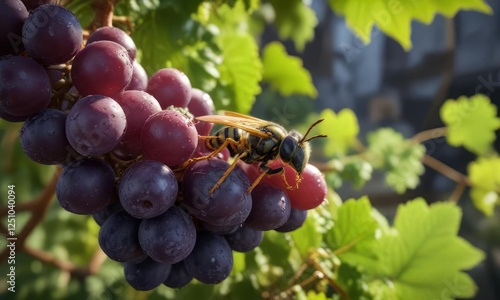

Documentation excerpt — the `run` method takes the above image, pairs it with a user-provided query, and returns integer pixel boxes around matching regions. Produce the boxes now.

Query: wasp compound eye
[279,136,297,162]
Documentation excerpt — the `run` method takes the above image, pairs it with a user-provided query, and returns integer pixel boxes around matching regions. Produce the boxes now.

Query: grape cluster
[1,1,327,290]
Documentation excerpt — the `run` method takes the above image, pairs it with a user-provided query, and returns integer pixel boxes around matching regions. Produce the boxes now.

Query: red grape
[141,110,198,167]
[146,68,192,108]
[71,40,133,96]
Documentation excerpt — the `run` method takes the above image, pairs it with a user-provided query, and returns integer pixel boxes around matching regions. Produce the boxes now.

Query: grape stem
[88,0,120,31]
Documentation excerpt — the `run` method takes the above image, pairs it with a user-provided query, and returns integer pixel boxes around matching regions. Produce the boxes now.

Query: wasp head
[279,119,327,176]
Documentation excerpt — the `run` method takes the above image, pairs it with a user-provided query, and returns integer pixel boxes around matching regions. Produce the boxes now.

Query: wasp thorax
[279,132,308,174]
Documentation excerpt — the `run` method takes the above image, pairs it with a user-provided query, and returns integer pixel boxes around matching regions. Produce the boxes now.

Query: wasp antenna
[300,119,325,144]
[303,134,327,143]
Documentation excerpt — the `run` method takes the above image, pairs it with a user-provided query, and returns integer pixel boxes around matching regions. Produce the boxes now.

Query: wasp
[189,111,326,194]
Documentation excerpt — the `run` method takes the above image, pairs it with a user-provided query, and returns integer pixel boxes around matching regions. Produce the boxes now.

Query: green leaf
[290,210,323,258]
[269,0,318,51]
[468,156,500,216]
[336,264,373,300]
[217,33,262,114]
[367,128,425,193]
[326,197,378,266]
[318,108,359,156]
[305,290,329,300]
[368,199,484,299]
[262,42,317,98]
[328,0,492,50]
[440,94,500,155]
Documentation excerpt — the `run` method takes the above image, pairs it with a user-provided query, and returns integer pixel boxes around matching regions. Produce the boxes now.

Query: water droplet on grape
[47,130,55,135]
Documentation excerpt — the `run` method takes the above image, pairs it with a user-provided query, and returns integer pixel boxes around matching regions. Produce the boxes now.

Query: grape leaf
[326,197,378,266]
[269,0,318,51]
[262,42,317,98]
[367,199,484,300]
[468,157,500,216]
[328,0,492,50]
[440,94,500,155]
[317,108,359,156]
[217,33,262,114]
[367,128,425,193]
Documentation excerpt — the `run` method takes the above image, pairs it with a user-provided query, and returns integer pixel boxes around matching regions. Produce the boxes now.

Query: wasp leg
[209,152,248,195]
[175,137,239,171]
[246,163,290,193]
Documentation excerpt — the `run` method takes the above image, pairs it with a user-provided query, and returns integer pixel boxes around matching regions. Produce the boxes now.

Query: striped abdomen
[207,126,244,156]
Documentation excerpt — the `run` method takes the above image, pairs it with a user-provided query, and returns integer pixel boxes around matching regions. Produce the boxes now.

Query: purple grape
[112,90,161,160]
[56,158,116,214]
[71,40,133,96]
[118,160,178,219]
[19,109,74,165]
[92,201,122,226]
[275,208,308,232]
[0,106,29,122]
[138,206,196,264]
[183,232,233,284]
[124,257,172,291]
[0,0,28,56]
[22,4,82,65]
[0,56,51,117]
[146,68,192,108]
[182,159,252,227]
[245,184,291,231]
[141,110,198,167]
[86,26,136,61]
[163,261,193,289]
[65,95,127,156]
[224,224,263,252]
[188,88,215,135]
[98,210,147,263]
[125,60,148,91]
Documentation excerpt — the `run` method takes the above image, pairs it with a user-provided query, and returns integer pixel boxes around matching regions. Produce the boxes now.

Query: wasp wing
[196,114,270,138]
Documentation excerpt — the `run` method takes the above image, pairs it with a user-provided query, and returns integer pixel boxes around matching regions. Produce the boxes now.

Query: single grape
[125,60,148,91]
[245,184,291,231]
[188,88,215,135]
[0,56,51,117]
[141,110,198,167]
[98,210,147,263]
[275,208,308,232]
[146,68,192,108]
[183,232,233,284]
[0,0,28,56]
[19,109,74,165]
[224,224,263,252]
[0,107,29,122]
[182,159,252,227]
[119,160,178,219]
[112,90,161,160]
[65,95,127,156]
[92,200,122,226]
[286,164,326,210]
[163,261,193,289]
[139,206,196,264]
[56,158,116,214]
[71,40,133,96]
[22,4,82,65]
[124,257,172,291]
[86,26,137,60]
